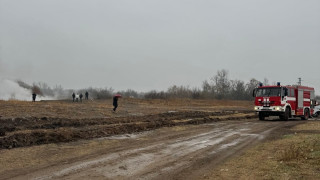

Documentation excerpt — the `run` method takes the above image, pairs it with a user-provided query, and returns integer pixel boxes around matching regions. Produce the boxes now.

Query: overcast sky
[0,0,319,92]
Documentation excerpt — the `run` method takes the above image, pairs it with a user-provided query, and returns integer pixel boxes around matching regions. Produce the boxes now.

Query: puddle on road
[98,153,156,179]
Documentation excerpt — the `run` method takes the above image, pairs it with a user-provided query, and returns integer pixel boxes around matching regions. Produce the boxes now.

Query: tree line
[19,69,320,101]
[144,69,260,100]
[16,69,269,101]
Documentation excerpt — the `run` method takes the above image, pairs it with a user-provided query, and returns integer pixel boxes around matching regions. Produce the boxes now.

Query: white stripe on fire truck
[286,97,296,101]
[303,98,310,101]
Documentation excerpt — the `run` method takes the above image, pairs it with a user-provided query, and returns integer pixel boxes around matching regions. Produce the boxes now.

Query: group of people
[72,91,89,102]
[71,92,120,112]
[32,91,120,112]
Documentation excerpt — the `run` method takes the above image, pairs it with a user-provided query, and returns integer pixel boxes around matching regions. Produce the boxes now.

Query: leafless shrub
[144,90,167,99]
[117,89,140,98]
[79,87,114,100]
[279,139,320,161]
[279,144,305,161]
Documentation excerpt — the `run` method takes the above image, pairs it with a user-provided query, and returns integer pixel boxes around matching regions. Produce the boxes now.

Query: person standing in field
[79,93,83,102]
[85,91,89,100]
[113,96,118,112]
[32,93,37,102]
[75,94,79,102]
[72,93,75,102]
[113,94,121,112]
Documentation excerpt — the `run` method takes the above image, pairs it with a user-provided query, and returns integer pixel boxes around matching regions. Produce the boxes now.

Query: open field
[0,98,252,119]
[0,99,253,149]
[0,98,319,179]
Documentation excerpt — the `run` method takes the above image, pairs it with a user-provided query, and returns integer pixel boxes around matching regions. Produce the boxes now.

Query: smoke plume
[0,79,62,101]
[0,79,32,101]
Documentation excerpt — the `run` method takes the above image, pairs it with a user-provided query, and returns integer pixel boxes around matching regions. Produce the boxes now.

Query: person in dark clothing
[85,91,89,100]
[79,93,83,102]
[72,93,75,102]
[113,96,119,112]
[32,93,37,102]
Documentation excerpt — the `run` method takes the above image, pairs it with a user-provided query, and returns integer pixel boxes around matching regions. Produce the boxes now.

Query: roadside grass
[208,121,320,180]
[0,138,121,175]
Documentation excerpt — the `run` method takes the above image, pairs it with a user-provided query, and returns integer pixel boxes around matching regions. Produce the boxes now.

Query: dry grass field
[0,98,252,119]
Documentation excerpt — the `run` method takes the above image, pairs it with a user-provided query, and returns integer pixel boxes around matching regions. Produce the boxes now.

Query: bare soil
[0,99,252,149]
[0,99,311,179]
[0,110,255,149]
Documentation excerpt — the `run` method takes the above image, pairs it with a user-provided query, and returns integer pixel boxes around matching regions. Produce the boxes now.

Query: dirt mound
[0,110,256,149]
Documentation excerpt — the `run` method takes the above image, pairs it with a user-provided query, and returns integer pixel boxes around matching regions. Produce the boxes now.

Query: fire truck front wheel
[258,112,265,120]
[280,107,290,121]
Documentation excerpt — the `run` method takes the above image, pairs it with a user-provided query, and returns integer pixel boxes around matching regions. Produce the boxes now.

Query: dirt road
[6,118,305,180]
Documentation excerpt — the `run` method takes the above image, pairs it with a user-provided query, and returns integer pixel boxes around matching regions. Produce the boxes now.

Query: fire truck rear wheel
[301,109,309,120]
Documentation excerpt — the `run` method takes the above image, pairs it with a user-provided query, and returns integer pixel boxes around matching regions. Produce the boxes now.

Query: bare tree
[211,69,230,99]
[167,85,192,98]
[245,78,260,100]
[117,89,139,98]
[144,90,167,99]
[230,80,246,100]
[202,80,215,99]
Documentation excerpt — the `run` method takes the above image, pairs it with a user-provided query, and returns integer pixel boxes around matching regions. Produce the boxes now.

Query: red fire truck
[253,82,316,120]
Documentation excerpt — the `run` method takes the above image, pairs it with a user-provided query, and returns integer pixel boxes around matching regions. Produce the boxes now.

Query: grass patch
[0,138,119,174]
[206,121,320,180]
[278,134,320,162]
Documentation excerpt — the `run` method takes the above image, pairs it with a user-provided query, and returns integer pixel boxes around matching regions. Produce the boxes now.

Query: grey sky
[1,0,320,92]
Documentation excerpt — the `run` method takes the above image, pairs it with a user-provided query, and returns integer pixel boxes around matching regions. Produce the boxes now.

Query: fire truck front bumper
[254,106,285,112]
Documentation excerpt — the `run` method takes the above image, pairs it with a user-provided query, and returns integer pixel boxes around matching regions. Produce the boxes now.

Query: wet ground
[0,110,255,149]
[3,117,307,180]
[0,99,312,179]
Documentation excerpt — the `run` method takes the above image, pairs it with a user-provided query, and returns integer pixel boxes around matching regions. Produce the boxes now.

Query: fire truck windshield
[255,87,281,97]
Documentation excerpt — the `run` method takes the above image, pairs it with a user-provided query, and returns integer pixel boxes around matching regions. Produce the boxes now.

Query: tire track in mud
[0,111,255,149]
[11,119,304,180]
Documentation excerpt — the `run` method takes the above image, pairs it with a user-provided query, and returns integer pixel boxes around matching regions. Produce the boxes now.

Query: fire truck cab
[253,82,315,120]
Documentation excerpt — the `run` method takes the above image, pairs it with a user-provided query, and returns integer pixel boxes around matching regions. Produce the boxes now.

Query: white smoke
[0,79,60,101]
[0,79,32,101]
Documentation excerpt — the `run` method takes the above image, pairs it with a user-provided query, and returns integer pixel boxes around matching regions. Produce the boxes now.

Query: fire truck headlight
[254,107,258,110]
[276,107,280,111]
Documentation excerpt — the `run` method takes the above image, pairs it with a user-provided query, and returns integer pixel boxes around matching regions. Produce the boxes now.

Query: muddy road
[4,118,306,180]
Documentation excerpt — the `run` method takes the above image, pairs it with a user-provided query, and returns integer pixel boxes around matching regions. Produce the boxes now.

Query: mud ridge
[0,110,256,149]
